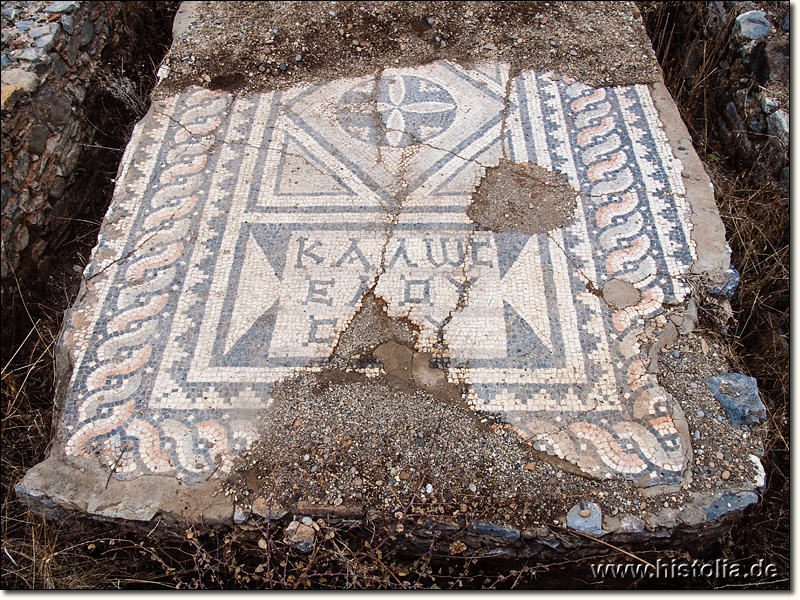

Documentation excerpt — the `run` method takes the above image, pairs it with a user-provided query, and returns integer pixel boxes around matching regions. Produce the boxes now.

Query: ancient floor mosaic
[61,61,696,487]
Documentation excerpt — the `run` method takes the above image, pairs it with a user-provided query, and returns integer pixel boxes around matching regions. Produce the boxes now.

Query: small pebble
[579,508,591,518]
[399,471,410,481]
[468,483,477,493]
[425,483,433,494]
[694,430,701,439]
[278,62,287,71]
[715,451,724,460]
[689,382,698,389]
[673,350,680,358]
[301,516,313,526]
[569,49,577,56]
[697,410,704,418]
[549,40,557,46]
[427,17,435,25]
[295,54,302,62]
[721,470,731,480]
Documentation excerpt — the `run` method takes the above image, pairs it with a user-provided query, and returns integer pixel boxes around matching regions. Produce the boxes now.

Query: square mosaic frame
[60,61,696,485]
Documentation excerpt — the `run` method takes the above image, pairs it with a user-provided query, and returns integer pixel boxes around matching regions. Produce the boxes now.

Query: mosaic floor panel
[61,61,697,486]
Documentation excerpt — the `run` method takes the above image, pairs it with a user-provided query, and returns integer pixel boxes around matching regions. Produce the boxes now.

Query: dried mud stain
[468,161,578,235]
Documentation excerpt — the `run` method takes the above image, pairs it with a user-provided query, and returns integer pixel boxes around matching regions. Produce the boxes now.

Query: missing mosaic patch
[467,161,578,235]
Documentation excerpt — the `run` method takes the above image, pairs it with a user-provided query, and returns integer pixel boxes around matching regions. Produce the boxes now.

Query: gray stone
[567,502,603,536]
[782,13,789,31]
[27,126,49,156]
[44,1,81,14]
[706,1,728,34]
[47,96,71,125]
[467,521,521,542]
[67,32,80,65]
[49,52,69,77]
[284,521,315,552]
[680,298,698,334]
[747,110,765,134]
[80,20,93,47]
[60,14,74,35]
[703,491,759,521]
[3,26,19,42]
[30,24,58,39]
[648,321,678,373]
[2,68,39,93]
[48,176,66,200]
[618,515,645,533]
[16,20,36,32]
[707,265,739,298]
[705,373,766,426]
[765,40,789,82]
[766,109,789,147]
[16,48,41,62]
[233,506,249,524]
[724,101,744,132]
[35,33,59,51]
[734,11,771,40]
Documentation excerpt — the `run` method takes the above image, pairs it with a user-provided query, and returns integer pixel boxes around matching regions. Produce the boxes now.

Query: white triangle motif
[224,234,281,354]
[500,238,554,352]
[277,136,354,196]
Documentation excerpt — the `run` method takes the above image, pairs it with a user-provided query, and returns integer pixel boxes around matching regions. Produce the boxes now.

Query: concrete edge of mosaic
[15,5,766,552]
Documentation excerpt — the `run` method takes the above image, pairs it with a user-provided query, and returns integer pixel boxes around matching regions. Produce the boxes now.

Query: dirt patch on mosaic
[330,291,418,367]
[223,289,611,529]
[601,278,642,310]
[467,161,578,235]
[154,1,660,99]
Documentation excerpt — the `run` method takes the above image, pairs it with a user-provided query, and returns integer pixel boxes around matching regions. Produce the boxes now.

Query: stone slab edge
[648,79,730,282]
[172,1,201,40]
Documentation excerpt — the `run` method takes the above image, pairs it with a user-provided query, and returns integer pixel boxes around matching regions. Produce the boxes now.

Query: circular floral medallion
[338,75,457,148]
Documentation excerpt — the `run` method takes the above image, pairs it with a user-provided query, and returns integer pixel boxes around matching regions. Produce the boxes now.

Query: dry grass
[639,0,790,587]
[1,1,790,589]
